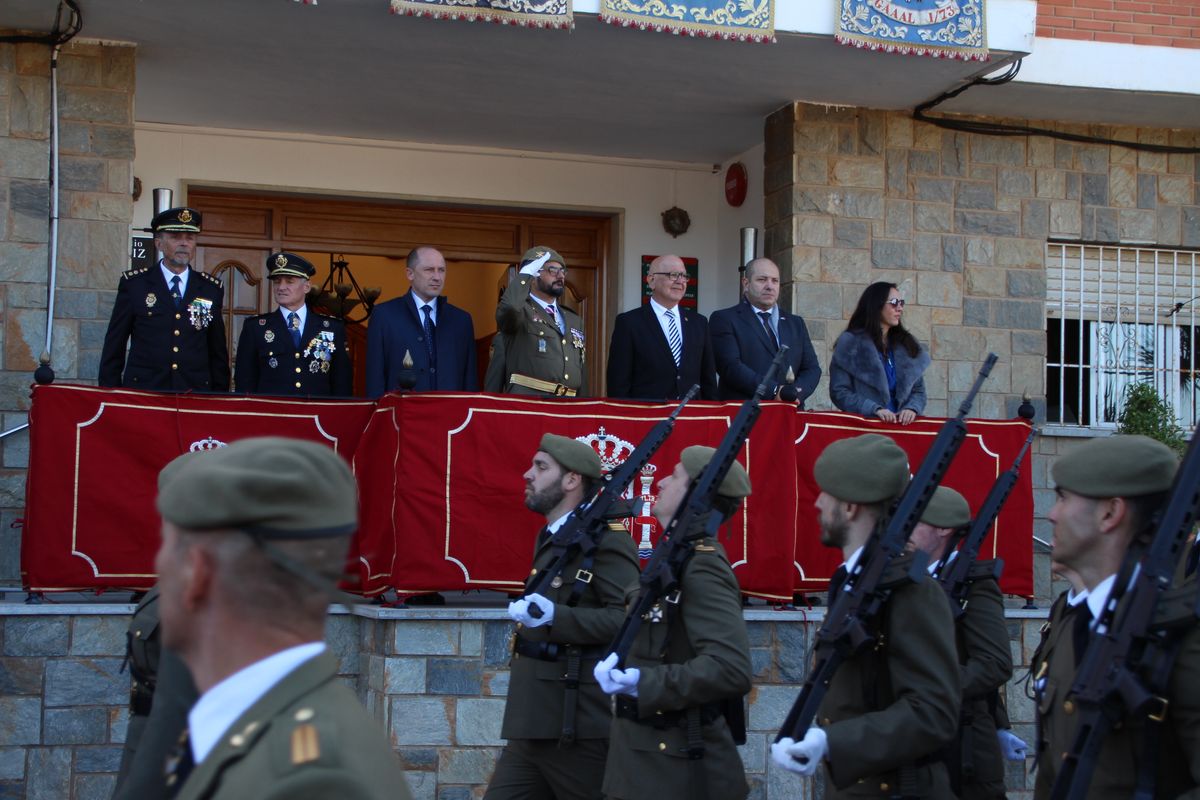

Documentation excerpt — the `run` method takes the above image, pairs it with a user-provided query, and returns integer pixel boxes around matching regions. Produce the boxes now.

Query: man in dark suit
[606,254,717,401]
[366,246,478,397]
[99,207,229,391]
[234,252,352,397]
[709,258,821,405]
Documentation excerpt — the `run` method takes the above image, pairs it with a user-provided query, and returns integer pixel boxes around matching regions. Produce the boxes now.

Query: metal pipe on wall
[737,226,758,299]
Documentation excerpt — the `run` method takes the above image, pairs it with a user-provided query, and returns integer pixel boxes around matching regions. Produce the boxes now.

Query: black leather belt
[614,696,722,727]
[130,680,154,717]
[513,637,605,663]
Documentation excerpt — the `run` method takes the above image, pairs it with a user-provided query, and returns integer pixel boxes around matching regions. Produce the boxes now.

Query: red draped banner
[22,385,1033,598]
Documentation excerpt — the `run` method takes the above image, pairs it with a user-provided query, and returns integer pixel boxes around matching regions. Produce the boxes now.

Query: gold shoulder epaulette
[290,723,321,765]
[694,543,716,553]
[122,267,148,279]
[606,522,625,532]
[199,271,223,287]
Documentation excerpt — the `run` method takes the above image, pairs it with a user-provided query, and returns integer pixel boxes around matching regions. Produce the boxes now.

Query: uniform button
[564,373,569,380]
[564,356,569,361]
[658,742,666,752]
[171,364,178,370]
[175,313,182,320]
[230,734,245,747]
[172,346,179,353]
[530,569,538,576]
[295,367,302,373]
[295,382,302,388]
[173,330,180,336]
[880,783,889,792]
[294,708,315,722]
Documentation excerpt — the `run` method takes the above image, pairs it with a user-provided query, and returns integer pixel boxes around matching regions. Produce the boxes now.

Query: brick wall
[0,607,1049,800]
[0,40,135,585]
[1036,0,1200,47]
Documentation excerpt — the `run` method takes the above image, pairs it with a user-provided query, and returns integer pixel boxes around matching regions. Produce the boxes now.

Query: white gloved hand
[519,251,552,276]
[506,597,529,623]
[523,593,555,627]
[770,727,828,777]
[997,729,1028,761]
[593,652,640,697]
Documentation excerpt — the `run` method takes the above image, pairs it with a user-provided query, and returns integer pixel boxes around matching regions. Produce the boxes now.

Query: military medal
[187,297,214,330]
[264,330,275,343]
[309,361,321,373]
[268,357,278,368]
[145,293,157,308]
[570,328,585,349]
[550,576,563,589]
[538,339,547,353]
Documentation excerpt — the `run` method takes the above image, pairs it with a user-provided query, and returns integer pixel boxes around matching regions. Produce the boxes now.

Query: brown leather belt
[509,373,577,397]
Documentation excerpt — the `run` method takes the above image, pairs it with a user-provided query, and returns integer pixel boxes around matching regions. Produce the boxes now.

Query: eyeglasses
[544,266,567,277]
[650,271,688,282]
[886,298,906,308]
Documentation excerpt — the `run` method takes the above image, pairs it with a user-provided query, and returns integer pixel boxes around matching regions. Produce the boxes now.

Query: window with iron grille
[1046,242,1200,430]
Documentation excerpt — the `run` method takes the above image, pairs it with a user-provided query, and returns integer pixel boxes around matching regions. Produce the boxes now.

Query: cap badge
[178,209,193,223]
[275,254,289,269]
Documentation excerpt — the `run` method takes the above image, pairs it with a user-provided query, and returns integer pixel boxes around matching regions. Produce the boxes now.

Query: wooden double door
[188,188,613,396]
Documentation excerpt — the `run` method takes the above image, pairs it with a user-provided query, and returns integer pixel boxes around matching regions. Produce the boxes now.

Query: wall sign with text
[130,234,155,271]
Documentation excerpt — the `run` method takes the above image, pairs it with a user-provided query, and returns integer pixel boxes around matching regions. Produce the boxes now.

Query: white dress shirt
[649,298,683,350]
[160,261,189,296]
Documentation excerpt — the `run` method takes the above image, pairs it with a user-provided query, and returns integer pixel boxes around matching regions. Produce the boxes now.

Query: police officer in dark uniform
[233,252,352,396]
[99,207,229,391]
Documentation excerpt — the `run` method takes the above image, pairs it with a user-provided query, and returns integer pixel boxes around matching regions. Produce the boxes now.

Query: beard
[818,506,848,549]
[525,481,566,516]
[537,274,565,298]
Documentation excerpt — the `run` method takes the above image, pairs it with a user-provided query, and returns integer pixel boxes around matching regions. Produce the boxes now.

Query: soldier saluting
[99,207,229,391]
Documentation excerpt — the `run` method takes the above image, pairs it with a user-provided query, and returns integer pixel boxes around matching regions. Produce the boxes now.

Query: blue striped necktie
[288,312,301,349]
[664,309,682,367]
[421,304,437,372]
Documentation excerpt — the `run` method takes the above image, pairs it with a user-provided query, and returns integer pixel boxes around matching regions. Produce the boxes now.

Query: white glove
[997,729,1028,761]
[507,593,554,627]
[770,727,828,776]
[519,251,552,276]
[593,652,640,697]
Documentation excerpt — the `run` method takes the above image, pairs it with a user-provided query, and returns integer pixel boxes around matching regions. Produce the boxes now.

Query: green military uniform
[495,247,587,397]
[1030,589,1082,799]
[173,652,412,800]
[112,586,200,800]
[487,434,640,800]
[946,567,1012,799]
[817,565,962,798]
[603,536,752,800]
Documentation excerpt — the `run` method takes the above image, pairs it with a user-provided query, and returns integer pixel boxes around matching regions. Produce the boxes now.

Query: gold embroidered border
[389,0,573,29]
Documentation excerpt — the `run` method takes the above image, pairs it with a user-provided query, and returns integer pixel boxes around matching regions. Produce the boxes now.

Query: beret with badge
[920,485,971,529]
[679,445,752,499]
[267,251,316,280]
[521,246,566,270]
[151,207,202,233]
[156,436,358,539]
[814,433,909,504]
[539,433,602,480]
[1052,434,1177,498]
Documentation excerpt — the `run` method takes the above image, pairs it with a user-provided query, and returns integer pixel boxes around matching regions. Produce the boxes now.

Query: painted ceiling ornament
[599,0,775,43]
[835,0,987,61]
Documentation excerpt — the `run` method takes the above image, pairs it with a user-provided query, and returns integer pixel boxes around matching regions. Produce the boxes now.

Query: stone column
[0,38,135,582]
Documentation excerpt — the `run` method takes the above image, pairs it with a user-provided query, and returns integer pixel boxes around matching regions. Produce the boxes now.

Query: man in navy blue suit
[366,246,478,397]
[606,254,717,401]
[709,257,821,405]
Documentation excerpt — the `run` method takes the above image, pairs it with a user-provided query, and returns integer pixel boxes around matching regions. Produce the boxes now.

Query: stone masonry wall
[0,39,135,586]
[764,102,1200,603]
[0,607,1048,800]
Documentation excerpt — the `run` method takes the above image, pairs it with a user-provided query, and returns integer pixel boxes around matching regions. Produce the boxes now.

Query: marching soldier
[494,246,587,397]
[1033,435,1200,799]
[594,446,753,800]
[907,486,1013,799]
[234,252,351,396]
[153,437,411,800]
[485,434,639,800]
[99,207,229,391]
[772,433,961,798]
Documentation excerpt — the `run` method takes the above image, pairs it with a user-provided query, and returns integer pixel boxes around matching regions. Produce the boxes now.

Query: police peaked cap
[151,207,202,233]
[267,251,316,280]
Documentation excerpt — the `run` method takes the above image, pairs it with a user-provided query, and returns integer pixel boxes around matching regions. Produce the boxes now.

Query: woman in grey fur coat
[829,282,931,425]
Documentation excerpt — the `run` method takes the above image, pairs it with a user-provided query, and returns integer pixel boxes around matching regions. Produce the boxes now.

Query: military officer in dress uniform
[485,434,639,800]
[494,246,588,397]
[772,433,961,798]
[234,252,352,396]
[111,586,199,800]
[594,446,754,800]
[99,207,229,391]
[907,486,1013,800]
[153,437,412,800]
[1033,435,1200,799]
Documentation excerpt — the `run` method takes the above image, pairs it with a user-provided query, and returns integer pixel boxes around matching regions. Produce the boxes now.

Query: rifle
[525,385,699,616]
[607,347,790,666]
[775,353,997,742]
[934,425,1036,618]
[1049,426,1200,800]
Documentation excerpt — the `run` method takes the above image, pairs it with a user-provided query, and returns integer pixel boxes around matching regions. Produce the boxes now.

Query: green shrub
[1116,382,1188,455]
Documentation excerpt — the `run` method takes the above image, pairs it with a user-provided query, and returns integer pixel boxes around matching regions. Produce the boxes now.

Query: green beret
[521,246,565,270]
[1052,435,1177,498]
[266,251,315,280]
[921,486,971,529]
[151,206,202,233]
[156,437,358,538]
[680,445,751,499]
[814,433,909,503]
[539,433,602,479]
